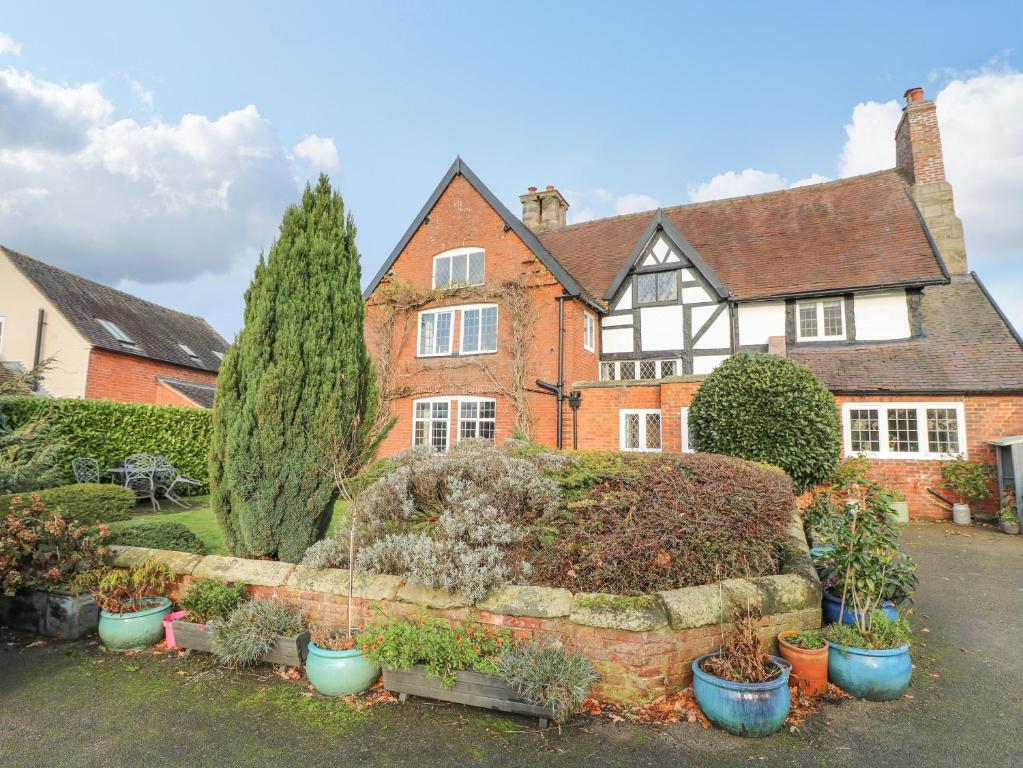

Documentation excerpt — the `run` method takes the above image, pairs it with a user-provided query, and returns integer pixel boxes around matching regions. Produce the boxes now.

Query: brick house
[364,87,1023,520]
[0,247,227,407]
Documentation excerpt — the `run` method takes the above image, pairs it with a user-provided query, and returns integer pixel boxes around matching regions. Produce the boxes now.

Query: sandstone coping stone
[719,578,763,615]
[478,585,573,618]
[395,581,469,609]
[656,584,723,631]
[286,566,401,601]
[570,593,668,632]
[108,545,157,569]
[192,555,294,587]
[108,545,203,576]
[752,573,820,615]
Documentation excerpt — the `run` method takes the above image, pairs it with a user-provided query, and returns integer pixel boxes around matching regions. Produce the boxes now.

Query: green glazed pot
[98,597,173,650]
[306,643,380,696]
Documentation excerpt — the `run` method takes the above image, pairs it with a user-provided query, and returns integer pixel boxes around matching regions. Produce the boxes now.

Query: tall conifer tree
[210,175,377,561]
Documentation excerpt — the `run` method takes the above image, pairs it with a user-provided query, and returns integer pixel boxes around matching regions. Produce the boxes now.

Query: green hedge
[105,520,206,554]
[0,397,212,491]
[0,483,135,525]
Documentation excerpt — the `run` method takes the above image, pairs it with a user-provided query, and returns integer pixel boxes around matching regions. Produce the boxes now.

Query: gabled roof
[538,169,949,303]
[790,273,1023,394]
[156,376,217,408]
[3,246,229,373]
[364,157,602,309]
[603,209,731,301]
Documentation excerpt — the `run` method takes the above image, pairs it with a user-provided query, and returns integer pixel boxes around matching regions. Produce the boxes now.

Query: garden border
[109,512,820,704]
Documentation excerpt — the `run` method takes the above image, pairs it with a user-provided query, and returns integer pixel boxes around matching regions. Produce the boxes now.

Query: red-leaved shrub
[526,452,795,595]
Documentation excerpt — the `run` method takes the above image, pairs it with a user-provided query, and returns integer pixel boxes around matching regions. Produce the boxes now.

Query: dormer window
[179,343,201,363]
[797,298,845,341]
[433,248,484,289]
[96,318,136,347]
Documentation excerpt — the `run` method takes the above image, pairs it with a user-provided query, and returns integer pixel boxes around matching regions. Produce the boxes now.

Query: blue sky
[1,2,1021,337]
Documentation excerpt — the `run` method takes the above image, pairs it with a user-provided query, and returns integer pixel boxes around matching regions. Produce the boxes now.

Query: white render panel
[641,253,658,267]
[681,285,711,304]
[602,327,634,354]
[693,307,731,349]
[693,354,729,375]
[602,314,632,328]
[614,286,633,311]
[681,269,696,280]
[665,251,680,263]
[738,301,787,346]
[854,291,911,341]
[640,305,685,351]
[652,236,670,260]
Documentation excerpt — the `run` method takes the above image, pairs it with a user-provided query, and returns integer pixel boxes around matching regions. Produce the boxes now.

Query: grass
[106,495,349,557]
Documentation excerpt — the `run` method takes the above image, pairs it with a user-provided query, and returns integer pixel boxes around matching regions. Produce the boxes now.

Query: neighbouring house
[0,247,227,407]
[364,86,1023,520]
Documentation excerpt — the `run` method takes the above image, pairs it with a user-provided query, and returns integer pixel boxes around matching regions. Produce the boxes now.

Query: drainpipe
[555,295,567,449]
[32,309,46,392]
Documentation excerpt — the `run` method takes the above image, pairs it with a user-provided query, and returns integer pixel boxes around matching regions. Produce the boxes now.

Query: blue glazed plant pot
[828,642,911,701]
[692,653,792,738]
[98,597,173,651]
[821,591,898,626]
[306,643,381,696]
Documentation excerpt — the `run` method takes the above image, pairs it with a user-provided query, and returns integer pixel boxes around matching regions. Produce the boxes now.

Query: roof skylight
[95,318,135,345]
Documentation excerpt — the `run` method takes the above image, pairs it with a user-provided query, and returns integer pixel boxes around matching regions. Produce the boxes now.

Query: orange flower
[495,638,504,647]
[362,642,370,651]
[370,644,379,652]
[376,635,385,644]
[455,635,463,643]
[474,645,481,653]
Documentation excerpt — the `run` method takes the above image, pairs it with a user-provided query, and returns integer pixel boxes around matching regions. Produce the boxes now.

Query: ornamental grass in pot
[208,600,308,667]
[777,629,829,698]
[306,625,380,697]
[79,561,174,650]
[693,614,791,738]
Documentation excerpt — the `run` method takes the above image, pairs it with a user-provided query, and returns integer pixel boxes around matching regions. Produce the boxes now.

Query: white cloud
[293,134,341,173]
[614,193,659,215]
[837,99,903,177]
[688,169,788,202]
[567,206,594,225]
[563,189,658,223]
[790,173,832,188]
[0,34,21,56]
[0,62,342,335]
[128,78,154,109]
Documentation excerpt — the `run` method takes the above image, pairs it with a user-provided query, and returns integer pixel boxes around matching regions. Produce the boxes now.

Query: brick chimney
[520,185,568,232]
[895,86,968,273]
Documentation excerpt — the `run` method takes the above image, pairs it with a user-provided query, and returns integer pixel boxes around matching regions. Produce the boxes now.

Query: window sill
[847,451,963,462]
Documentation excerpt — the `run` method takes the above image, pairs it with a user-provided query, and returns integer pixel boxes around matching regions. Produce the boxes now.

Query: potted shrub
[209,600,309,667]
[0,495,108,640]
[80,562,174,650]
[777,628,829,698]
[941,457,991,525]
[692,614,792,738]
[169,578,246,652]
[998,501,1020,536]
[305,626,381,697]
[367,614,560,726]
[823,613,912,701]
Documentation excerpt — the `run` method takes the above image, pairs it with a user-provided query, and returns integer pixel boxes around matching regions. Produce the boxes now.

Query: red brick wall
[367,174,598,455]
[85,347,216,406]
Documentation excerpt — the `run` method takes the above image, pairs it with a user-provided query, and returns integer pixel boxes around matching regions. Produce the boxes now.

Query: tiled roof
[156,376,217,408]
[537,169,948,302]
[790,274,1023,393]
[3,246,228,373]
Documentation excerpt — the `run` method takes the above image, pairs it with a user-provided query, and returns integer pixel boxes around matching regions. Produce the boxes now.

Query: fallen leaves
[581,689,709,727]
[785,685,850,727]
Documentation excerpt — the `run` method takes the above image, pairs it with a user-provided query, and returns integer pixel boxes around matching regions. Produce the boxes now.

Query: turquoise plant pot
[692,653,792,738]
[306,643,381,696]
[98,597,173,650]
[828,642,912,701]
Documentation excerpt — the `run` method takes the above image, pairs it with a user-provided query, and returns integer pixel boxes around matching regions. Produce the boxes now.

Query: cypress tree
[210,175,376,562]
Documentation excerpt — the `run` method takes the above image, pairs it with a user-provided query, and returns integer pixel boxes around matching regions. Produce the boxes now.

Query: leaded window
[660,360,677,377]
[433,249,484,289]
[639,360,657,379]
[418,310,453,355]
[461,306,498,354]
[621,409,661,452]
[600,361,616,381]
[636,271,678,304]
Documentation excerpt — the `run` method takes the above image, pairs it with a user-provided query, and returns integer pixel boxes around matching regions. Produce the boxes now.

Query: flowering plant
[1,494,108,596]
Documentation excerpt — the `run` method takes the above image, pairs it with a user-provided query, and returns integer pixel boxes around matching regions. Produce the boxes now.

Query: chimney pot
[904,86,924,104]
[546,185,555,191]
[528,186,537,193]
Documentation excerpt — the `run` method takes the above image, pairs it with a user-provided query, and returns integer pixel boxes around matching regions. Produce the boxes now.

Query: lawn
[107,496,348,557]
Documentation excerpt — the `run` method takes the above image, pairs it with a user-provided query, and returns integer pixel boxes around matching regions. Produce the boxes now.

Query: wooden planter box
[171,619,310,666]
[0,589,98,640]
[383,665,555,727]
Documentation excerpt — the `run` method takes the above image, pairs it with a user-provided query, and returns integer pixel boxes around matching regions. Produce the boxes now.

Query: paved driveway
[1,522,1020,767]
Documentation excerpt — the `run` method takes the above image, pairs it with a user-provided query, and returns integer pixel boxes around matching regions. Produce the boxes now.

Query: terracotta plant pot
[777,630,829,698]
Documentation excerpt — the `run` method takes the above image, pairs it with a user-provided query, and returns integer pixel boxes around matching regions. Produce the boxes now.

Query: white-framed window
[680,407,694,453]
[460,305,498,354]
[458,398,496,442]
[583,311,595,352]
[620,409,662,452]
[797,298,845,341]
[413,398,450,452]
[600,361,616,381]
[599,359,682,381]
[417,308,454,356]
[842,402,966,460]
[433,247,485,289]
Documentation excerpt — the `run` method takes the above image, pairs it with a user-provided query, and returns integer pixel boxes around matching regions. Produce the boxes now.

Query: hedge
[0,483,135,525]
[105,520,206,554]
[0,397,212,491]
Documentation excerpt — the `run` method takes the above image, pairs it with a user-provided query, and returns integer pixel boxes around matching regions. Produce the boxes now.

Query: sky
[1,2,1022,339]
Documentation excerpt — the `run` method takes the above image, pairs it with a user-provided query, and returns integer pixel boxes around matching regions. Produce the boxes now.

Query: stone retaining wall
[110,516,820,705]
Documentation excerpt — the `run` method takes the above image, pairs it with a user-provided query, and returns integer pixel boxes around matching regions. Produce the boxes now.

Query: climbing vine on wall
[367,279,538,436]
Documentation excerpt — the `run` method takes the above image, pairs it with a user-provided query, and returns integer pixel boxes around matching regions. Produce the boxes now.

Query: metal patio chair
[71,456,100,484]
[124,454,160,512]
[152,455,201,508]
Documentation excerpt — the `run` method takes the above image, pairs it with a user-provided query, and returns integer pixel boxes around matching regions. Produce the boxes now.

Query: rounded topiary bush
[688,352,841,494]
[0,483,135,525]
[106,521,205,554]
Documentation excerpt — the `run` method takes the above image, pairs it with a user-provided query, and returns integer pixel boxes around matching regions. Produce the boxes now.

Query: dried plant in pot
[692,613,792,738]
[78,561,174,651]
[305,625,381,697]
